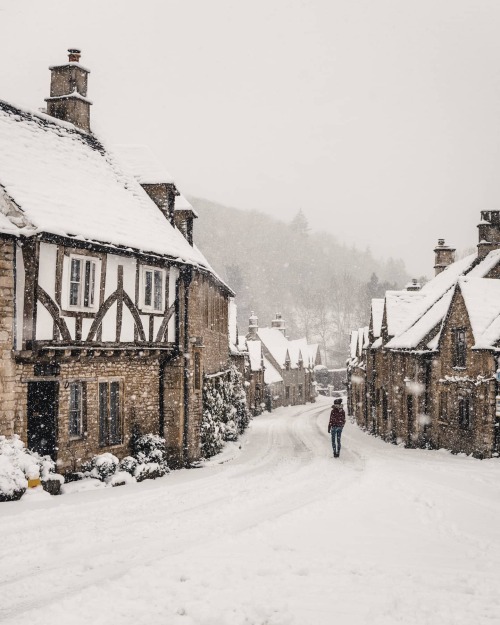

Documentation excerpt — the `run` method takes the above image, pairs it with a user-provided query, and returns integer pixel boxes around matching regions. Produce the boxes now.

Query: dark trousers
[331,426,343,456]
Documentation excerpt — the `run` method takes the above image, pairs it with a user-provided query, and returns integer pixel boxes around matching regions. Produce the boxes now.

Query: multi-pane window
[298,384,303,399]
[99,381,122,446]
[141,267,165,312]
[69,256,97,308]
[285,386,290,400]
[69,381,85,437]
[458,397,472,430]
[453,329,467,368]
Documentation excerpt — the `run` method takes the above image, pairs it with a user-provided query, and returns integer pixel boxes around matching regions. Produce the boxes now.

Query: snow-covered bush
[201,365,251,458]
[119,455,138,476]
[80,452,119,482]
[131,434,169,472]
[0,435,63,501]
[76,434,169,487]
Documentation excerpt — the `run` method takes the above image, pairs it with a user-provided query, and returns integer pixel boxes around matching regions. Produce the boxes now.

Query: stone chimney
[406,278,421,291]
[45,49,92,132]
[271,312,286,336]
[434,239,456,275]
[477,211,500,259]
[248,311,258,337]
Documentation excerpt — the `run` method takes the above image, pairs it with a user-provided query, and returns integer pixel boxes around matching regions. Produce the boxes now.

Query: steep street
[1,396,500,625]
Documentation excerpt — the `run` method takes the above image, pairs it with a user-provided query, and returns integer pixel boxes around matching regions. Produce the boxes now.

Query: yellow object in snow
[28,478,41,488]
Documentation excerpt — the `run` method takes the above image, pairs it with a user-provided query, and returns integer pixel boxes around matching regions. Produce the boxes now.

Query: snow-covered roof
[263,356,283,384]
[228,299,238,348]
[306,343,319,367]
[350,330,358,359]
[257,327,290,368]
[112,144,174,185]
[288,338,308,368]
[371,299,384,338]
[385,290,426,337]
[0,100,214,272]
[175,194,198,217]
[247,340,263,371]
[386,252,497,350]
[459,277,500,349]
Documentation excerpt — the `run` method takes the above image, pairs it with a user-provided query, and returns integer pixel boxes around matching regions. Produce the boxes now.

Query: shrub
[0,435,63,501]
[80,452,119,482]
[201,365,251,458]
[131,434,169,473]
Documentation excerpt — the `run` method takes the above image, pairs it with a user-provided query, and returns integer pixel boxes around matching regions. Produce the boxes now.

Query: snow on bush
[201,365,251,458]
[76,434,169,488]
[81,452,119,482]
[0,435,62,501]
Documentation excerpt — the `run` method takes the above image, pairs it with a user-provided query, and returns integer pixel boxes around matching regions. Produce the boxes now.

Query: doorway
[27,381,59,460]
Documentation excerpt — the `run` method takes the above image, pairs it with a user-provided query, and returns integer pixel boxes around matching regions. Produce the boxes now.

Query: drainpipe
[182,267,193,466]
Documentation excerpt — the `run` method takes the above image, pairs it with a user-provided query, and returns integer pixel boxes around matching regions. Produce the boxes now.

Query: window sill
[68,435,85,442]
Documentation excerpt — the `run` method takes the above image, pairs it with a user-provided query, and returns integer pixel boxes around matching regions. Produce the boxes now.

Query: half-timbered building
[0,50,233,471]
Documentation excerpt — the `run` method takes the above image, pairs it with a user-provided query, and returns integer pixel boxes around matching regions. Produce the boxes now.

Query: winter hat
[334,398,343,405]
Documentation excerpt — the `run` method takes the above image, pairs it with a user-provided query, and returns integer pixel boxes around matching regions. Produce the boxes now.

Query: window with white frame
[140,266,166,313]
[68,255,98,309]
[69,381,85,437]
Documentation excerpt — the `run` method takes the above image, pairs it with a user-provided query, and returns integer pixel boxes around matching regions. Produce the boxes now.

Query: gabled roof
[350,330,358,359]
[371,299,384,338]
[384,290,426,337]
[263,356,283,384]
[385,252,497,350]
[257,327,290,368]
[306,343,320,367]
[0,100,209,271]
[288,338,308,368]
[458,277,500,349]
[247,340,263,371]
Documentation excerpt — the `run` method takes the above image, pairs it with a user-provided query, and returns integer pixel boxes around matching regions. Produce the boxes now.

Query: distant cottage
[0,50,233,470]
[347,214,500,458]
[244,312,320,409]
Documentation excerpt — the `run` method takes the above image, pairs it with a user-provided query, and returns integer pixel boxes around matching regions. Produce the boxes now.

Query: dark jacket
[328,406,346,432]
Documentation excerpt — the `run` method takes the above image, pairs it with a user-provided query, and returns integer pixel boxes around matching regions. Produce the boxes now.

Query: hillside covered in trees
[191,197,410,365]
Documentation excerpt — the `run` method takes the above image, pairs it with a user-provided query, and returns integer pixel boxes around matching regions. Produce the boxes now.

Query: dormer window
[140,266,166,313]
[68,254,99,310]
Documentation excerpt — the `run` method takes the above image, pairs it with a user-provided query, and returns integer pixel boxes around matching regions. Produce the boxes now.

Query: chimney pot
[68,48,81,63]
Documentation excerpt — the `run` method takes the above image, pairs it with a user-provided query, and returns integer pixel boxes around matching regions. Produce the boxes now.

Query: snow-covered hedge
[201,365,251,458]
[76,434,169,487]
[0,435,63,502]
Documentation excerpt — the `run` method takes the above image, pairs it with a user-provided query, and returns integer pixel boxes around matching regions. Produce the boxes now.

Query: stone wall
[0,237,18,437]
[53,355,161,472]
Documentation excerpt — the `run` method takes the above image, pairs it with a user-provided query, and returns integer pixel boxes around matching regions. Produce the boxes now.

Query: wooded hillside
[191,197,409,365]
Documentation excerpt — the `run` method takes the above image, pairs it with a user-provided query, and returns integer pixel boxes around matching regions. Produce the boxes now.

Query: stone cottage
[348,212,500,457]
[247,312,317,408]
[0,50,233,471]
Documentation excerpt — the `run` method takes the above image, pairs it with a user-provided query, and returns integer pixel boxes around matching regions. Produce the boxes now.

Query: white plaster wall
[36,301,54,340]
[121,306,135,342]
[101,301,117,342]
[38,242,57,300]
[65,316,76,341]
[82,318,93,341]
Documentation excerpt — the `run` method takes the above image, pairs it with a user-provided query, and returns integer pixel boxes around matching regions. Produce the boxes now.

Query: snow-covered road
[1,396,500,625]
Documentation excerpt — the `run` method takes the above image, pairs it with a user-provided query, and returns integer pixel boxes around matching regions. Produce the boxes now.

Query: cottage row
[0,50,318,473]
[347,216,500,458]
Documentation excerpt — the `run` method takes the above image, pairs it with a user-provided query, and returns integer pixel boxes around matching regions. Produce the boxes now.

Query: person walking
[328,398,346,458]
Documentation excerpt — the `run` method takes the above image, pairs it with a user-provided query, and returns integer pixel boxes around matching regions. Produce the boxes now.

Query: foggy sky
[2,0,500,277]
